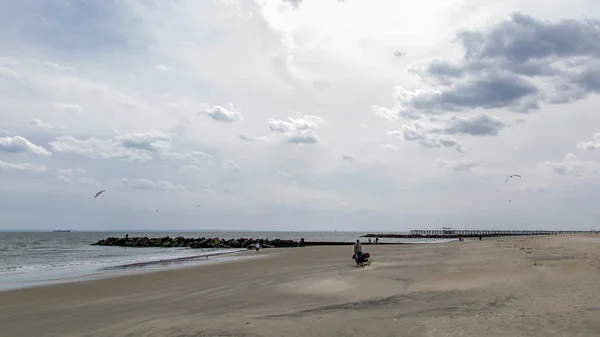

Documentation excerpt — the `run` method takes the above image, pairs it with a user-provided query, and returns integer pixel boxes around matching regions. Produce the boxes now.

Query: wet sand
[1,235,600,337]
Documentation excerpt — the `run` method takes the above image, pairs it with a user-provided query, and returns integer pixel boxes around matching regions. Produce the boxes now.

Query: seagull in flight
[504,174,521,183]
[94,190,106,198]
[196,204,201,207]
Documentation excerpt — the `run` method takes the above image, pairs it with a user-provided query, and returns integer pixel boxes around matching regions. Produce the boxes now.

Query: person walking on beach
[255,242,260,253]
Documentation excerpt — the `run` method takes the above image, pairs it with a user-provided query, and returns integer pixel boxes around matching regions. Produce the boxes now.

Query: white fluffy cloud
[49,130,172,162]
[576,133,600,151]
[2,0,600,230]
[267,115,326,144]
[201,103,242,123]
[0,136,51,156]
[542,153,600,177]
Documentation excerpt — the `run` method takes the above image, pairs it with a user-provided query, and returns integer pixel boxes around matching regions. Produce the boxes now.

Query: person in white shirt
[353,240,367,266]
[353,240,362,255]
[255,242,260,253]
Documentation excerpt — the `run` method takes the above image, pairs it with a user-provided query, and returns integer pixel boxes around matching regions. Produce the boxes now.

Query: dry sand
[2,235,600,337]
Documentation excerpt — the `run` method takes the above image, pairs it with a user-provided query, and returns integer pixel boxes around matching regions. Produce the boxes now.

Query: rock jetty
[91,236,414,249]
[92,236,305,249]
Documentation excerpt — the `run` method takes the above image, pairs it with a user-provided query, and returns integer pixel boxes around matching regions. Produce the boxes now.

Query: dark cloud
[285,131,318,144]
[395,13,600,115]
[386,124,466,153]
[441,113,508,136]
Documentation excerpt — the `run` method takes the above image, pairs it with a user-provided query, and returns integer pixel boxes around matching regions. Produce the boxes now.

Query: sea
[0,231,455,292]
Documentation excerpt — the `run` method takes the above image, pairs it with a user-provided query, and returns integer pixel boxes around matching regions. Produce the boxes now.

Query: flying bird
[504,174,521,183]
[94,190,106,198]
[196,204,201,207]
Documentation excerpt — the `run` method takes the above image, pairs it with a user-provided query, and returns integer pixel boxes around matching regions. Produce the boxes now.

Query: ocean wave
[0,248,241,274]
[103,248,246,270]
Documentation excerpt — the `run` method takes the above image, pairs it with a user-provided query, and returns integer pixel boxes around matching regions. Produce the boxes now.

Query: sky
[2,0,600,231]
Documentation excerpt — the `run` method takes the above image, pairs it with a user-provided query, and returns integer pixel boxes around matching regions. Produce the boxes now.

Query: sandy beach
[2,235,600,337]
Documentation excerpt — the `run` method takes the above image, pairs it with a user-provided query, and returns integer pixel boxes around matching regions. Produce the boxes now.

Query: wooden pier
[411,229,588,236]
[362,229,596,239]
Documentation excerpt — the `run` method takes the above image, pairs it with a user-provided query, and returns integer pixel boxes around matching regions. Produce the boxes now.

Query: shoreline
[0,248,261,293]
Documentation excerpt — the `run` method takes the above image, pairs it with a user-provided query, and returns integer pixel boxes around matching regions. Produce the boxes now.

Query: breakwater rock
[91,237,415,249]
[92,236,304,249]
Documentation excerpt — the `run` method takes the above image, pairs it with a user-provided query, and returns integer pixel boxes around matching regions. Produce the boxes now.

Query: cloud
[268,115,326,133]
[576,133,600,151]
[156,64,169,72]
[542,153,600,177]
[223,160,240,172]
[386,122,466,153]
[268,115,326,144]
[49,130,172,162]
[165,151,215,167]
[0,136,52,156]
[382,144,398,152]
[440,113,508,136]
[114,129,172,153]
[53,103,84,114]
[56,168,98,185]
[29,118,55,129]
[388,13,600,117]
[285,130,319,144]
[29,118,66,131]
[57,168,86,175]
[436,159,482,171]
[238,134,268,142]
[44,61,75,72]
[200,103,242,123]
[0,160,48,173]
[121,178,186,191]
[370,105,399,122]
[277,171,292,178]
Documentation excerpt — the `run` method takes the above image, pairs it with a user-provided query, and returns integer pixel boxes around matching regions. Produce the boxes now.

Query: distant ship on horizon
[52,229,72,232]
